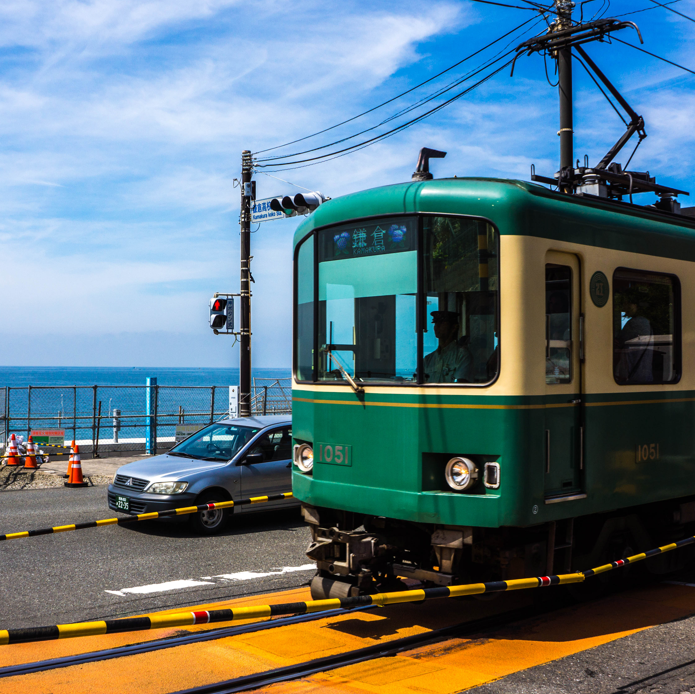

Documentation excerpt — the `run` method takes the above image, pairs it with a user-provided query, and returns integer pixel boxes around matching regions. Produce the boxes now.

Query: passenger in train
[615,291,653,383]
[424,310,473,383]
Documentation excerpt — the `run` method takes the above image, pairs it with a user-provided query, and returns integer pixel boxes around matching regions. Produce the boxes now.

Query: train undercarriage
[303,499,695,599]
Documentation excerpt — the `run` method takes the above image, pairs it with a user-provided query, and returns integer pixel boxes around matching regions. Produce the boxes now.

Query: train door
[544,252,583,498]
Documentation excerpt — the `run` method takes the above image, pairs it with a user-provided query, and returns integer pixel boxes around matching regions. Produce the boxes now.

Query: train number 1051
[636,443,660,463]
[317,443,352,467]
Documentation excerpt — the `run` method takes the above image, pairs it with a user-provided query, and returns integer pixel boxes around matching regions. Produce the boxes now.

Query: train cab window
[422,216,499,384]
[295,237,315,381]
[545,265,572,384]
[613,269,680,385]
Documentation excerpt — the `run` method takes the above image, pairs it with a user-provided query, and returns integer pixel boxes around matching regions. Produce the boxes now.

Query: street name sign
[251,197,286,223]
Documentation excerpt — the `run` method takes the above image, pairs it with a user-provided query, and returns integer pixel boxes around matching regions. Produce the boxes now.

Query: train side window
[613,269,681,385]
[546,264,572,384]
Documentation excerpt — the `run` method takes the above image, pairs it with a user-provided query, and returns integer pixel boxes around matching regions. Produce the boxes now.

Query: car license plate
[115,495,130,512]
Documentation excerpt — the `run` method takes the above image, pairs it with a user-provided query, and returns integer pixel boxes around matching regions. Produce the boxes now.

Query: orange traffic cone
[5,434,21,466]
[63,440,75,478]
[64,444,88,487]
[23,435,38,469]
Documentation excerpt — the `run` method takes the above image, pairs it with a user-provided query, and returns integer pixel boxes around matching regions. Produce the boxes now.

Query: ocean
[0,367,292,442]
[0,367,290,388]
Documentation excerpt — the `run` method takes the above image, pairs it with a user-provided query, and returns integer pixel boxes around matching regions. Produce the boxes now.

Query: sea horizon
[0,366,291,388]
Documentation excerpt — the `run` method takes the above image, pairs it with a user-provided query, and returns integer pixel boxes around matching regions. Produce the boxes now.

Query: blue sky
[0,0,693,368]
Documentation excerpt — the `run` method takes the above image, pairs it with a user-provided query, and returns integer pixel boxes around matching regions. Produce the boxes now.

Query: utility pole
[555,0,574,190]
[239,150,253,416]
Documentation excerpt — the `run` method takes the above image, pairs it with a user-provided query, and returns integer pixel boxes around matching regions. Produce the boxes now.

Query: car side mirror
[244,452,264,465]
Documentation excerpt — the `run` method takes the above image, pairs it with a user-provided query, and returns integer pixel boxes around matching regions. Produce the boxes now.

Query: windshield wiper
[167,451,189,458]
[321,346,364,394]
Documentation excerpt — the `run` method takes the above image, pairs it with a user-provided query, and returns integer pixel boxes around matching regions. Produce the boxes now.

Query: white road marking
[207,564,316,581]
[105,579,216,597]
[664,580,695,587]
[106,564,316,597]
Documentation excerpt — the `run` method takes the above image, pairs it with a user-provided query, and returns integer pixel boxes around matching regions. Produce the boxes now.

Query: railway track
[169,604,542,694]
[0,604,375,679]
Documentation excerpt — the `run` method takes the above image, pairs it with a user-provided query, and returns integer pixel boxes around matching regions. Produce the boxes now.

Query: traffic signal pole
[239,150,253,417]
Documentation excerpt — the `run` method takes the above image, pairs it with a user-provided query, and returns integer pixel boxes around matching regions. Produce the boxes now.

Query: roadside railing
[0,378,291,457]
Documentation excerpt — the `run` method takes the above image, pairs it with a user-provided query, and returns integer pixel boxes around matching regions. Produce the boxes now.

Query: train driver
[424,310,473,383]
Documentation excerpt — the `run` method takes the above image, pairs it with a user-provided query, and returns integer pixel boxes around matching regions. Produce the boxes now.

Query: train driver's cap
[431,310,458,324]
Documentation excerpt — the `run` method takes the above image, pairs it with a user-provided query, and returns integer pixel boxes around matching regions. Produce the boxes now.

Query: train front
[291,179,528,598]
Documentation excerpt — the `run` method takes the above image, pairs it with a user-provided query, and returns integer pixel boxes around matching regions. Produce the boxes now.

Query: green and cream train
[290,177,695,598]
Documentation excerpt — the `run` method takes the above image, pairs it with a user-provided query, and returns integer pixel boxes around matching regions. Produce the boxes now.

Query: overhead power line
[613,0,681,19]
[255,57,516,170]
[252,16,538,157]
[468,0,540,9]
[255,50,516,165]
[647,0,695,23]
[612,36,695,76]
[574,54,628,125]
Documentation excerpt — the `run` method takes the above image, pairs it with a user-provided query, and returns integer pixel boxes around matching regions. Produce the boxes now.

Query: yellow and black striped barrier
[1,533,693,646]
[0,492,294,542]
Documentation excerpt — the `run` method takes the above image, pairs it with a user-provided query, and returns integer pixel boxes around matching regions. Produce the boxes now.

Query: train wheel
[310,575,360,600]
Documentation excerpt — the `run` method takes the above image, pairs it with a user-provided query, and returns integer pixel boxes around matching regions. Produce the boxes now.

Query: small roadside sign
[229,386,239,418]
[31,429,65,446]
[174,424,204,444]
[251,197,286,223]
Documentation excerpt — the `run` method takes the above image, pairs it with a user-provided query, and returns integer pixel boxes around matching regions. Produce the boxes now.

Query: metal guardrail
[0,378,291,457]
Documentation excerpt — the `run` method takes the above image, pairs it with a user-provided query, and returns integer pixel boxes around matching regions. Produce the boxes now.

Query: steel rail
[0,605,375,680]
[170,605,543,694]
[2,534,694,646]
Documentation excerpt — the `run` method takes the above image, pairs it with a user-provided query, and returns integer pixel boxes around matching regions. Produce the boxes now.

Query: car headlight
[146,481,189,494]
[445,457,478,492]
[294,444,314,473]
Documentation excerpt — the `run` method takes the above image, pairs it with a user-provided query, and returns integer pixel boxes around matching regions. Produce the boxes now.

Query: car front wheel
[190,492,230,535]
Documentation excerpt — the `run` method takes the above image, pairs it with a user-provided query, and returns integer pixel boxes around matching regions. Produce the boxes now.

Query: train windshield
[295,215,499,385]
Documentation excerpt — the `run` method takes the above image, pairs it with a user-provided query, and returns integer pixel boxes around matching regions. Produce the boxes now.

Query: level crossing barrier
[1,533,694,645]
[0,492,295,541]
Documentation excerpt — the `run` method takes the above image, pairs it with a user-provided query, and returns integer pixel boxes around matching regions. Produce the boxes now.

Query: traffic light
[269,191,327,217]
[209,297,234,333]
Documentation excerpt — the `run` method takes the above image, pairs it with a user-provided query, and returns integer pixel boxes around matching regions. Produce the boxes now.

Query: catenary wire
[252,16,538,157]
[254,17,546,165]
[613,0,681,19]
[647,0,695,23]
[254,47,521,164]
[575,54,628,125]
[255,58,515,170]
[376,17,544,128]
[612,36,695,76]
[468,0,541,9]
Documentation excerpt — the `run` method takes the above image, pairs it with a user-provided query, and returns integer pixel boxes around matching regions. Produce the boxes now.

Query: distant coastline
[0,366,291,388]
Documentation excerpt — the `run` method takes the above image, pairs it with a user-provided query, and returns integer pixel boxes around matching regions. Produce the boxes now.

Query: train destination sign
[319,217,416,262]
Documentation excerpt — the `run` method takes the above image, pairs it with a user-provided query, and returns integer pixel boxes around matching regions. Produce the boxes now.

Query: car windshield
[170,423,260,461]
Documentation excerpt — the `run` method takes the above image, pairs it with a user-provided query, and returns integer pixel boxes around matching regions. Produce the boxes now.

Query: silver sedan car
[107,415,296,534]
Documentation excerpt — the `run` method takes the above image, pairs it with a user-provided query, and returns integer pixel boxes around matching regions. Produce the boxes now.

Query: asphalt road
[0,485,313,630]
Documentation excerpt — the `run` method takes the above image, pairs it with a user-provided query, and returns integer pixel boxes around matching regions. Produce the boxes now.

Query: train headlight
[294,444,314,473]
[445,457,479,492]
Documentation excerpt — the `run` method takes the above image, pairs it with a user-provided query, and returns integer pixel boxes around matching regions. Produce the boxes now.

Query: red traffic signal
[209,297,233,332]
